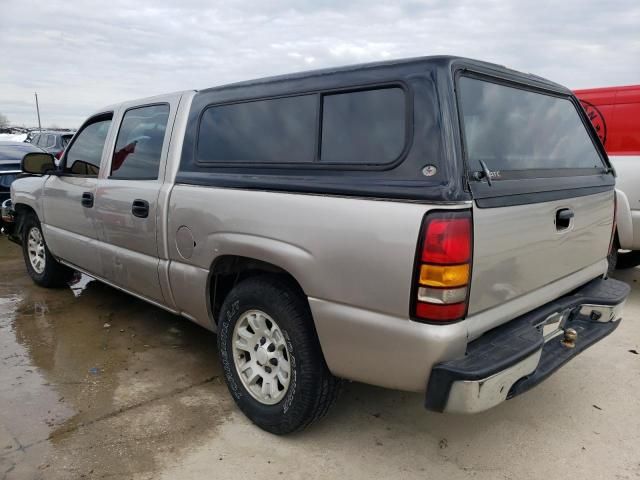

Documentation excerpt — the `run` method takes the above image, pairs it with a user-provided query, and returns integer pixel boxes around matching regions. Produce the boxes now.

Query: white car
[574,84,640,268]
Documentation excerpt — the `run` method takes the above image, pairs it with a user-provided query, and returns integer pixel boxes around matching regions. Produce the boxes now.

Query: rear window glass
[0,173,17,188]
[111,104,170,179]
[320,87,406,164]
[62,135,73,148]
[197,95,317,163]
[458,76,604,173]
[0,163,18,172]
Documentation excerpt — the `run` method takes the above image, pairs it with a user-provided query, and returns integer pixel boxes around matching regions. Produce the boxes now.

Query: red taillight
[422,218,471,264]
[415,302,466,321]
[412,211,472,323]
[55,150,63,160]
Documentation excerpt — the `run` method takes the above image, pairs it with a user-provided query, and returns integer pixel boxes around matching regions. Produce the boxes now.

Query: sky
[0,0,638,128]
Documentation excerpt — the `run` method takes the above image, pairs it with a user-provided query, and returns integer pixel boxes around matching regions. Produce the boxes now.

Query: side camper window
[197,95,317,164]
[196,86,407,166]
[320,87,406,164]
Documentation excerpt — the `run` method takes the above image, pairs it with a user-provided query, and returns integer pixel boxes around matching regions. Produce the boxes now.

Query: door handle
[556,208,574,230]
[131,199,149,218]
[81,192,94,208]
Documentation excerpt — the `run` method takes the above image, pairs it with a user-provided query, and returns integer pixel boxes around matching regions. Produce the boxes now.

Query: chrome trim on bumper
[579,301,625,323]
[444,350,542,414]
[442,300,625,414]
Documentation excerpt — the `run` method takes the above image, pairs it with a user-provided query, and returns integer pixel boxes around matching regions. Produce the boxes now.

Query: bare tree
[0,113,9,128]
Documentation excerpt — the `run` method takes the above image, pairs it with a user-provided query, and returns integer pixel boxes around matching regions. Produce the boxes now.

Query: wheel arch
[207,255,309,327]
[12,202,39,241]
[14,202,37,217]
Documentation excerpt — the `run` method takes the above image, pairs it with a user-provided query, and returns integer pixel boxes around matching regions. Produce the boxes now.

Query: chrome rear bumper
[425,277,629,414]
[444,350,542,414]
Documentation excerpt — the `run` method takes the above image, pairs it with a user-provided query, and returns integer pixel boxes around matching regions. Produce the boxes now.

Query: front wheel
[217,275,341,434]
[21,214,73,287]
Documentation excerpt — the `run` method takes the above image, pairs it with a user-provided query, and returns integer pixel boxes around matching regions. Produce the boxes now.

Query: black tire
[616,250,640,270]
[217,275,341,434]
[21,214,73,288]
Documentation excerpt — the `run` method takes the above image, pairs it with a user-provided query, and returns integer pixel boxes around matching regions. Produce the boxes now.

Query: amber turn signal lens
[419,264,469,288]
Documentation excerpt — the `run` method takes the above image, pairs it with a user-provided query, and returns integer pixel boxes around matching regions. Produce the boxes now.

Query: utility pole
[34,92,42,132]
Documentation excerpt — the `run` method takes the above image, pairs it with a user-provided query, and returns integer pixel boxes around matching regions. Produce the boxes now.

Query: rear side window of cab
[195,85,409,167]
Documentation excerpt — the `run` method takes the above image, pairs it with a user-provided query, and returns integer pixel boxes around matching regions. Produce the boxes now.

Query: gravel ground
[0,235,638,479]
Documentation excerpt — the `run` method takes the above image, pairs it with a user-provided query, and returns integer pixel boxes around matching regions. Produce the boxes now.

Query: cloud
[0,0,638,127]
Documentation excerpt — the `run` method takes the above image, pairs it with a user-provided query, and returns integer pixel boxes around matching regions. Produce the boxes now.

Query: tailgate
[456,72,616,322]
[469,190,614,315]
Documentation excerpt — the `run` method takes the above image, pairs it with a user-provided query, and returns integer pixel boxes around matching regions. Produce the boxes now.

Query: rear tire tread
[218,275,341,434]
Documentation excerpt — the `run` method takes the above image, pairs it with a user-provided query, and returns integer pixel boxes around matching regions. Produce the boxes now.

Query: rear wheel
[616,250,640,270]
[21,214,73,287]
[217,275,341,434]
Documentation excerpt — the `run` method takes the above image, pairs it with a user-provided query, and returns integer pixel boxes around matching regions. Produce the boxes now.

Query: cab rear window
[458,76,605,175]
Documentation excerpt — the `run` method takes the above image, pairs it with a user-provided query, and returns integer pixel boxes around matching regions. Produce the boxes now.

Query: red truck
[574,85,640,265]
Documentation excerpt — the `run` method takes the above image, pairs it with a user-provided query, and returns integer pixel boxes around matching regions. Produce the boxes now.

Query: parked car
[26,130,74,160]
[574,85,640,267]
[0,141,42,230]
[6,56,629,434]
[24,131,37,143]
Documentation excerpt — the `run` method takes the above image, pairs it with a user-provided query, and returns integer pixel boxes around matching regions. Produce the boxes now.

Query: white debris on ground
[0,133,27,142]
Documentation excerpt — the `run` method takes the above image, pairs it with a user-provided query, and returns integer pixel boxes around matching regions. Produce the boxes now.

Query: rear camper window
[458,76,604,175]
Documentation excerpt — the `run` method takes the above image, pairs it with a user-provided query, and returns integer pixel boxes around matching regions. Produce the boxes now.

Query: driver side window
[63,114,113,176]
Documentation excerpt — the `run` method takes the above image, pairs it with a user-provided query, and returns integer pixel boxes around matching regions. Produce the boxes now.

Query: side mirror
[21,152,56,175]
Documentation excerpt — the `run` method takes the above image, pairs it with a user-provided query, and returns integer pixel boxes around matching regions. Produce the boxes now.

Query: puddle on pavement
[0,238,233,479]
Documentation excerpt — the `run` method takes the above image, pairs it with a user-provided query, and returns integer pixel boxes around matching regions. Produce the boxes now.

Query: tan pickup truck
[4,56,629,434]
